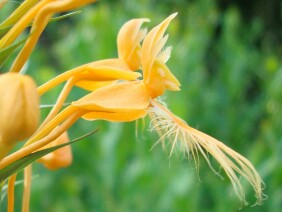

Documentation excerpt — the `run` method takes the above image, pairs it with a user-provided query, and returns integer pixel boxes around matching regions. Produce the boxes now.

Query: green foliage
[0,36,27,68]
[1,0,282,211]
[0,130,98,183]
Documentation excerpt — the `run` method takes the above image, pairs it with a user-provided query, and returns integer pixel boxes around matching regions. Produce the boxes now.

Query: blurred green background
[1,0,282,211]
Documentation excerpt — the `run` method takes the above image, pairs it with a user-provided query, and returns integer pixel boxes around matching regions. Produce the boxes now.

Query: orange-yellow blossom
[71,13,264,205]
[72,14,180,121]
[0,14,264,206]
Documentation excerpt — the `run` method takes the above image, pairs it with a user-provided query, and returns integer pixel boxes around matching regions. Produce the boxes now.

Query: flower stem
[39,77,78,129]
[7,174,16,212]
[22,165,32,212]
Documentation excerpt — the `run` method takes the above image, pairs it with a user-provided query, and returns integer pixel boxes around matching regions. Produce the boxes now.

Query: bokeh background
[1,0,282,211]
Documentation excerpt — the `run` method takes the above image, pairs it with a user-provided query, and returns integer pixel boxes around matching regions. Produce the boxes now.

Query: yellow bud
[38,131,72,170]
[0,73,39,148]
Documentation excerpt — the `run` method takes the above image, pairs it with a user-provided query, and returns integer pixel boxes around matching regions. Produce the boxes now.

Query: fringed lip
[148,99,265,205]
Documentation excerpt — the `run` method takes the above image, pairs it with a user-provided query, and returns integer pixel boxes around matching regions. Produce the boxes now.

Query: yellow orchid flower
[71,13,264,204]
[0,14,264,207]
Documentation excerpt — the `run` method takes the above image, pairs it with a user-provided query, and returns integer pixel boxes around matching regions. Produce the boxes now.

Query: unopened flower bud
[0,72,39,158]
[38,131,72,170]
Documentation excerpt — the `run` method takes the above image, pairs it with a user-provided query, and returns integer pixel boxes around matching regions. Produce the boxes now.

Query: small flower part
[0,73,39,144]
[117,18,149,70]
[142,13,180,98]
[38,131,72,170]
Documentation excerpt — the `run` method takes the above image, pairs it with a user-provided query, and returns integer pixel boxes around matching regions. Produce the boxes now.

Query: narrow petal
[82,110,147,122]
[75,81,113,91]
[38,59,140,95]
[72,81,151,112]
[87,58,131,71]
[117,18,150,70]
[141,13,180,98]
[82,65,141,81]
[142,13,177,77]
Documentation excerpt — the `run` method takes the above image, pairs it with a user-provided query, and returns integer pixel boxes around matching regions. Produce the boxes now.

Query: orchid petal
[75,81,113,91]
[142,13,177,76]
[82,65,141,81]
[141,13,180,98]
[72,81,150,112]
[118,18,150,70]
[82,110,147,122]
[87,58,131,70]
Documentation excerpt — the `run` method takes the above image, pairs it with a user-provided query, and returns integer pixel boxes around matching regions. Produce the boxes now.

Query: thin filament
[22,165,32,212]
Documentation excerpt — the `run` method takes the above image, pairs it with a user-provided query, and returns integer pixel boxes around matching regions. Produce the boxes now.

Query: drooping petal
[87,58,131,71]
[141,13,180,98]
[82,110,147,122]
[75,81,113,91]
[81,65,141,81]
[72,81,151,112]
[117,18,150,70]
[149,100,264,205]
[38,59,141,95]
